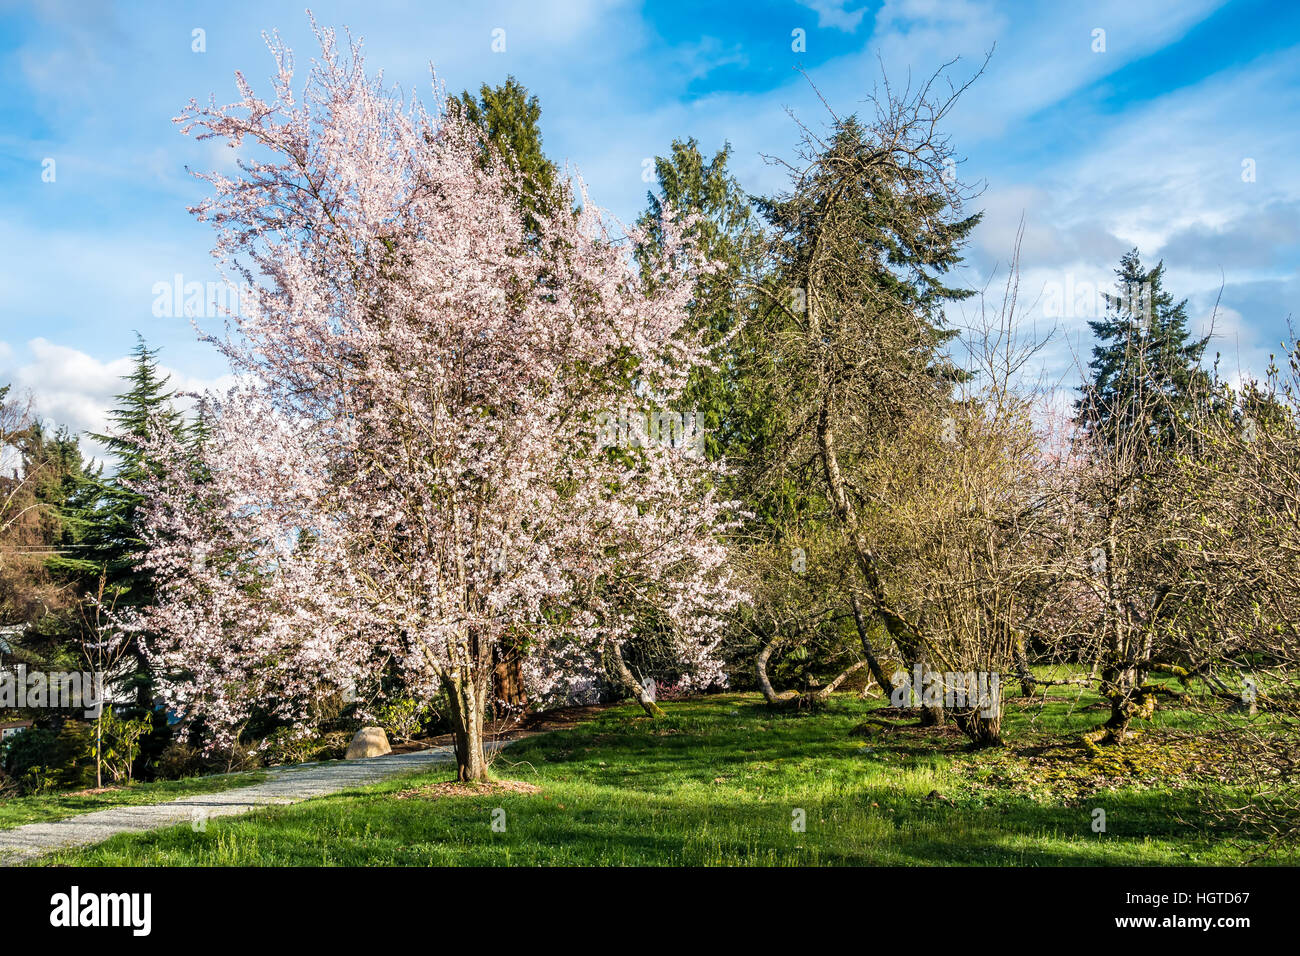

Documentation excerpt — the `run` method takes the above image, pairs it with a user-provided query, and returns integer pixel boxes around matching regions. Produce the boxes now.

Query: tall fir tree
[1078,249,1211,448]
[755,114,980,396]
[68,337,187,711]
[747,110,982,713]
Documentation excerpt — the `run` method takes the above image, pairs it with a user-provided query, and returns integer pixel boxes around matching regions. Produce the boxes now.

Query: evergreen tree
[744,110,982,713]
[27,423,97,552]
[636,138,766,461]
[1078,249,1211,448]
[1,394,98,675]
[755,115,980,395]
[67,337,187,711]
[456,76,560,236]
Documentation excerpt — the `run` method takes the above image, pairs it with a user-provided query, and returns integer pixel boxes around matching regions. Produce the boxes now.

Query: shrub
[54,720,96,790]
[154,739,209,779]
[258,727,352,766]
[2,727,60,794]
[373,697,431,740]
[97,707,151,783]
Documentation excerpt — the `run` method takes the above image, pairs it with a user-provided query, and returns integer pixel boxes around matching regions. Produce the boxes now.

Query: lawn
[36,684,1289,866]
[0,770,268,832]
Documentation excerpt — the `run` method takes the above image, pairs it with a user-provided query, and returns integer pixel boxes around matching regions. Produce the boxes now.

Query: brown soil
[394,779,543,800]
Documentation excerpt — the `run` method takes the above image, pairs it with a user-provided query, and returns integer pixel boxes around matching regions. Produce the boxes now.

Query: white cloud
[1,0,1289,420]
[798,1,871,32]
[0,338,233,467]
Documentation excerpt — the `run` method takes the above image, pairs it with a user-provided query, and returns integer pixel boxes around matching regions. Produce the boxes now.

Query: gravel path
[0,746,464,865]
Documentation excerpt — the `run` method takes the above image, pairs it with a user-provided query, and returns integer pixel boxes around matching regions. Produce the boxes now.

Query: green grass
[0,770,268,831]
[36,685,1291,866]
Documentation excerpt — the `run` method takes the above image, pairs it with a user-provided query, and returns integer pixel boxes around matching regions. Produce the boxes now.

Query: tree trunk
[131,639,153,713]
[491,643,528,717]
[797,282,943,725]
[806,660,869,701]
[444,676,489,782]
[1097,506,1143,744]
[846,593,897,698]
[953,708,1002,747]
[606,640,664,717]
[755,634,793,704]
[952,672,1004,747]
[1013,635,1036,697]
[756,633,870,708]
[1101,664,1153,744]
[815,400,943,725]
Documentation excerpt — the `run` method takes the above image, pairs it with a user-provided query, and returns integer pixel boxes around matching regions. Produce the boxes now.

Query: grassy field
[35,683,1289,866]
[0,770,268,832]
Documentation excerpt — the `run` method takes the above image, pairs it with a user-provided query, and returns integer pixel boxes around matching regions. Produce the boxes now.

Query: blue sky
[2,0,1298,459]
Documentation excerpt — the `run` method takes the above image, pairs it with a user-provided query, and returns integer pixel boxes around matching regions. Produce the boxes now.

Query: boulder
[345,726,392,760]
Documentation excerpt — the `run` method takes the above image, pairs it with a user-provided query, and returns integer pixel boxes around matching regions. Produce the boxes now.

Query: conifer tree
[69,337,187,711]
[637,138,766,461]
[1078,249,1210,448]
[750,102,982,719]
[457,76,560,236]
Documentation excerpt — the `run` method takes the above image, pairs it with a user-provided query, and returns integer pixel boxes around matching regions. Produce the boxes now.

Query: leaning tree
[137,22,741,780]
[745,62,987,724]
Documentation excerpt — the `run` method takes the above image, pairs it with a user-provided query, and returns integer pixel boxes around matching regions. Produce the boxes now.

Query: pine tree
[69,337,187,711]
[755,114,980,396]
[1078,249,1210,448]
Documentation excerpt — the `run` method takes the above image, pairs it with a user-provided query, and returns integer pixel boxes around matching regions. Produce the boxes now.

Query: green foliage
[754,114,979,390]
[17,423,93,544]
[98,705,151,783]
[636,138,767,463]
[54,720,96,789]
[258,728,352,766]
[0,394,97,639]
[373,696,431,741]
[1,722,95,794]
[153,739,208,780]
[456,76,560,236]
[65,336,186,601]
[1,727,60,794]
[1078,249,1211,448]
[57,337,190,715]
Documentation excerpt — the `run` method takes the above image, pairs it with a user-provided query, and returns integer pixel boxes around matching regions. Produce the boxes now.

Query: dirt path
[0,745,467,865]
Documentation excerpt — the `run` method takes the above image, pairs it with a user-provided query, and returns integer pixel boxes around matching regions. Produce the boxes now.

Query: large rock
[345,727,392,760]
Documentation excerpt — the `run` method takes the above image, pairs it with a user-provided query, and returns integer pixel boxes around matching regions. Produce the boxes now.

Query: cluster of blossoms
[132,22,744,772]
